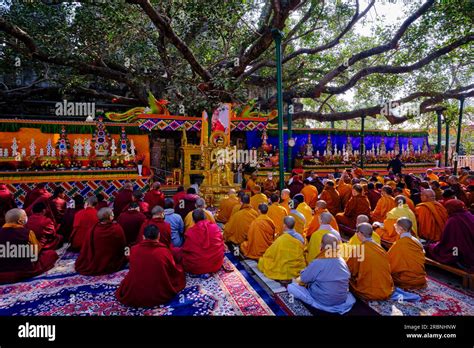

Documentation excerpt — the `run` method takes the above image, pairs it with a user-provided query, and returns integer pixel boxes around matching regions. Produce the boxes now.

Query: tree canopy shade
[0,0,472,124]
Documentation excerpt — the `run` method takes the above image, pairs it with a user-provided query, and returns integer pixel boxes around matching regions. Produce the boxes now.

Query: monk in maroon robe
[117,202,147,246]
[116,224,185,307]
[0,209,58,284]
[0,184,16,226]
[49,187,67,224]
[23,183,51,209]
[426,200,474,272]
[113,182,134,218]
[366,182,381,210]
[174,188,199,220]
[173,186,186,206]
[95,193,109,210]
[26,202,63,250]
[69,196,99,251]
[75,207,126,275]
[137,206,172,247]
[144,182,165,210]
[58,195,84,242]
[179,209,224,274]
[133,190,150,218]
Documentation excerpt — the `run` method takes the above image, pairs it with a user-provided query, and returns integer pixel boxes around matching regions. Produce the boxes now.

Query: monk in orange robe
[224,194,258,245]
[267,193,288,236]
[69,196,99,251]
[336,184,371,229]
[371,186,396,223]
[346,223,394,300]
[337,174,352,207]
[305,200,339,239]
[184,198,215,231]
[426,169,439,182]
[75,207,126,275]
[249,185,268,211]
[415,189,448,242]
[246,173,258,193]
[215,189,240,224]
[388,217,427,289]
[262,173,278,197]
[320,181,341,216]
[280,189,291,214]
[293,194,312,229]
[301,179,318,209]
[116,224,185,307]
[375,195,418,243]
[393,188,416,212]
[241,203,276,259]
[26,202,63,250]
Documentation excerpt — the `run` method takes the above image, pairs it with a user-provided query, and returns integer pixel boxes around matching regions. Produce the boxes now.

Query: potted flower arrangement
[135,154,145,176]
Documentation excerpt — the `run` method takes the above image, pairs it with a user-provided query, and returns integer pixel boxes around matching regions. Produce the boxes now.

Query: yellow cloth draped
[301,185,318,209]
[427,173,439,182]
[306,228,340,264]
[215,195,240,223]
[250,193,268,211]
[388,236,427,290]
[258,233,306,280]
[289,210,306,237]
[376,204,418,243]
[281,198,291,214]
[347,230,381,246]
[320,187,341,216]
[223,204,258,244]
[230,203,242,217]
[240,215,276,259]
[415,201,448,241]
[246,178,257,192]
[346,241,394,300]
[184,209,215,231]
[267,203,288,236]
[305,209,339,238]
[371,196,396,223]
[296,202,313,229]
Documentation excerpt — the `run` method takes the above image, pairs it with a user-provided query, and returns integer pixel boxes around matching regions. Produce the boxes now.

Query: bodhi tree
[0,0,472,124]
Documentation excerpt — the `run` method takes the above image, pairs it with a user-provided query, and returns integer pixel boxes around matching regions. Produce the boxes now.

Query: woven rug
[0,251,283,316]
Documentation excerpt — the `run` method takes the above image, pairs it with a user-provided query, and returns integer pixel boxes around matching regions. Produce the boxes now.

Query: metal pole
[436,110,442,155]
[453,97,465,175]
[330,120,335,129]
[287,102,292,172]
[360,116,365,169]
[272,29,285,191]
[445,120,449,168]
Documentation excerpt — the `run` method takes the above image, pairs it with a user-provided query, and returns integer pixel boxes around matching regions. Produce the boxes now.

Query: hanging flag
[201,110,209,145]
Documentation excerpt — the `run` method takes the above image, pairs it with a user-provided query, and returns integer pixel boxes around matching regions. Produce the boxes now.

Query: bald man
[347,215,381,246]
[346,223,394,300]
[75,208,127,275]
[280,189,291,214]
[388,217,427,289]
[144,181,165,210]
[258,216,306,280]
[371,186,396,223]
[306,212,342,264]
[305,200,339,238]
[70,196,99,251]
[288,233,356,314]
[267,194,288,236]
[138,206,172,247]
[301,179,318,209]
[0,209,58,284]
[335,184,371,229]
[249,185,268,211]
[240,203,276,259]
[215,189,240,224]
[415,189,448,242]
[184,198,215,231]
[224,194,258,245]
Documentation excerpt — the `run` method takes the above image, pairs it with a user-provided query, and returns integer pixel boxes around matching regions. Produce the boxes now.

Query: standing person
[387,154,405,175]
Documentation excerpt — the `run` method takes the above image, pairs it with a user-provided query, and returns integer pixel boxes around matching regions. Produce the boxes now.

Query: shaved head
[316,200,327,209]
[5,208,26,224]
[228,188,236,195]
[356,214,369,225]
[394,195,406,205]
[283,216,296,230]
[152,205,164,216]
[320,212,333,224]
[195,198,206,208]
[420,189,435,202]
[281,189,290,199]
[396,217,413,232]
[357,222,373,238]
[321,233,339,251]
[97,207,113,221]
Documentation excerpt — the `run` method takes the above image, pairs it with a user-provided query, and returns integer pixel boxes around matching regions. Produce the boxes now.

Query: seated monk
[246,172,258,193]
[306,212,341,264]
[262,172,278,197]
[95,193,109,211]
[337,174,352,207]
[75,207,126,275]
[215,189,240,224]
[371,186,396,223]
[117,202,147,246]
[69,196,99,251]
[258,216,306,281]
[375,195,418,243]
[335,184,371,229]
[267,193,288,236]
[347,215,381,246]
[288,175,304,198]
[180,209,225,274]
[138,206,172,247]
[289,197,307,237]
[132,190,150,218]
[0,209,58,284]
[305,200,339,239]
[229,191,246,218]
[388,217,427,290]
[426,200,474,272]
[49,187,67,224]
[301,179,318,209]
[366,183,381,210]
[430,181,443,201]
[184,198,215,231]
[113,182,134,218]
[249,185,268,211]
[174,187,199,220]
[293,194,312,229]
[426,169,439,182]
[346,223,394,300]
[0,183,17,227]
[224,194,258,245]
[163,198,185,248]
[23,183,51,210]
[320,181,341,216]
[116,225,185,307]
[416,189,448,242]
[240,203,276,259]
[172,186,186,207]
[58,195,84,242]
[26,202,63,250]
[144,181,165,210]
[393,188,416,213]
[288,234,356,314]
[280,189,291,214]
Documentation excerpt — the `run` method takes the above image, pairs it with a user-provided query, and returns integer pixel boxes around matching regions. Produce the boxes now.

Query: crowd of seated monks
[0,165,472,311]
